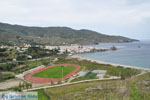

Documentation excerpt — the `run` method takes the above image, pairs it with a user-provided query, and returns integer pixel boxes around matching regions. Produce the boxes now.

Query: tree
[0,73,4,81]
[51,81,54,85]
[19,82,22,92]
[42,61,49,66]
[58,80,62,84]
[0,48,7,52]
[16,55,28,61]
[65,49,68,54]
[121,72,126,80]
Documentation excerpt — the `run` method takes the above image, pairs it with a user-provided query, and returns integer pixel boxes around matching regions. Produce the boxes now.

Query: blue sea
[78,40,150,68]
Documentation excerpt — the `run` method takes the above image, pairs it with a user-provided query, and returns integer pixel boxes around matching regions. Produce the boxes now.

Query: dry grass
[34,72,150,100]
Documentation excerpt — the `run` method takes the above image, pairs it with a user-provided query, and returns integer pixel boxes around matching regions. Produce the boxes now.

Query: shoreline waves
[71,55,150,71]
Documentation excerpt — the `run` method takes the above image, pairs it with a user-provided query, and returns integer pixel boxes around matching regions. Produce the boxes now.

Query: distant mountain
[0,22,138,45]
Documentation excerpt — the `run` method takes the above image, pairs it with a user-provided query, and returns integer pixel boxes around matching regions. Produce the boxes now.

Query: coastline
[71,55,150,71]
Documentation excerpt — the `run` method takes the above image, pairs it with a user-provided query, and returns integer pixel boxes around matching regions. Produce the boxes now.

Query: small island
[110,45,117,50]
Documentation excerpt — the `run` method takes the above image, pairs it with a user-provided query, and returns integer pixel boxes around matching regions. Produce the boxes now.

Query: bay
[78,40,150,68]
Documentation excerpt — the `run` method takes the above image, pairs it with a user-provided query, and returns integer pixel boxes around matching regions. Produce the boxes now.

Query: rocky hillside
[0,22,138,45]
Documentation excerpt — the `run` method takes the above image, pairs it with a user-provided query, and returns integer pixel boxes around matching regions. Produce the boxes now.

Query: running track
[24,64,80,83]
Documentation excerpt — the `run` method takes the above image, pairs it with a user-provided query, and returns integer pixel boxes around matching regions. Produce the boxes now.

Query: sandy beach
[71,55,150,71]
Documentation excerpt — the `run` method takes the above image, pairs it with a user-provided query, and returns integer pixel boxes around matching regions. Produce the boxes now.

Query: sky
[0,0,150,40]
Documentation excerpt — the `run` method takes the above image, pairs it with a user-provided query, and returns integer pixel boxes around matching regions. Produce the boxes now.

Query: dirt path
[0,78,23,90]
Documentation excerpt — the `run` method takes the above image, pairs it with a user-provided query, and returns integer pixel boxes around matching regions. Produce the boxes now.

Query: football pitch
[32,65,76,78]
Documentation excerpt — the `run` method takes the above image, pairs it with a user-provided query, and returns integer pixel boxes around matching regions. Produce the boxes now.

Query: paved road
[0,57,52,65]
[23,77,121,92]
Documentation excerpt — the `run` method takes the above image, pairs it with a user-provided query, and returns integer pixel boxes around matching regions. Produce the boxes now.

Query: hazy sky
[0,0,150,40]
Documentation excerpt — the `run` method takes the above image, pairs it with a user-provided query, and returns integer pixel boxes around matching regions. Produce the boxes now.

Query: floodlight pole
[82,56,83,67]
[61,66,64,100]
[62,66,64,82]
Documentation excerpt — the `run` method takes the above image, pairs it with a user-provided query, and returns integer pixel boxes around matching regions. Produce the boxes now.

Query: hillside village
[0,44,108,63]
